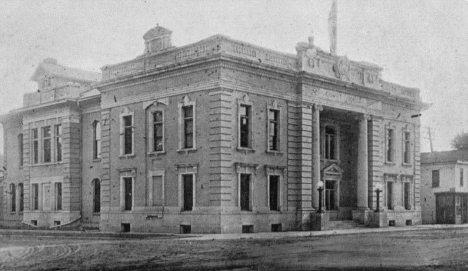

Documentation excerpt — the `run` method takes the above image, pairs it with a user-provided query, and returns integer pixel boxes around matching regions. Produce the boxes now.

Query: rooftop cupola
[143,25,173,54]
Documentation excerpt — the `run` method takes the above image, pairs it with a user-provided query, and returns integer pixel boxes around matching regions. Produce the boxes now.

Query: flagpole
[328,0,337,55]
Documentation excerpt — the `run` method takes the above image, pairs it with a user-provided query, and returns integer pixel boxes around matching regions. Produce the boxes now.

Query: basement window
[242,225,254,233]
[180,225,191,234]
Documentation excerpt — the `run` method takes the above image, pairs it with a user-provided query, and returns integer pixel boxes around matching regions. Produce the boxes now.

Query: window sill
[93,212,101,216]
[385,161,396,166]
[148,151,166,157]
[92,158,101,163]
[402,163,413,167]
[177,148,197,154]
[266,150,283,156]
[119,154,135,159]
[30,162,64,167]
[237,147,255,154]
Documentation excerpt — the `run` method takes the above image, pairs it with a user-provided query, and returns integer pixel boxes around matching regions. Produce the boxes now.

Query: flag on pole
[328,0,337,55]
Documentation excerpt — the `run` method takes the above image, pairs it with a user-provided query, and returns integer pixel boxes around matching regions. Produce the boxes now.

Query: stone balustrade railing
[100,35,419,102]
[23,84,83,107]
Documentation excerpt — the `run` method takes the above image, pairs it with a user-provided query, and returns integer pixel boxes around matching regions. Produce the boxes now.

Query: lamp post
[317,180,325,213]
[375,188,382,213]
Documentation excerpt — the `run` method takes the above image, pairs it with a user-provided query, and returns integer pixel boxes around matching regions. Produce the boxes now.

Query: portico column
[312,104,322,209]
[357,114,370,209]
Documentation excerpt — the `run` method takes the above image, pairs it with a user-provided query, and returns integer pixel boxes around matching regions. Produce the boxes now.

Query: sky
[1,0,468,154]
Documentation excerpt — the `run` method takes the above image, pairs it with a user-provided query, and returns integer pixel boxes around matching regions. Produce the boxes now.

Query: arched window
[324,125,337,160]
[9,183,16,213]
[93,121,101,159]
[18,183,24,212]
[92,179,101,213]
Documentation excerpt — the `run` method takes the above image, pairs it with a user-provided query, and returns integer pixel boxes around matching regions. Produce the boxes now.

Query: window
[42,126,51,163]
[55,124,62,162]
[268,109,280,151]
[432,170,440,188]
[182,106,194,149]
[461,169,464,187]
[93,179,100,213]
[325,180,337,210]
[18,134,23,166]
[387,182,394,210]
[10,183,16,213]
[404,182,411,210]
[123,177,133,211]
[31,183,39,210]
[153,111,164,152]
[121,115,133,155]
[93,121,101,159]
[240,174,251,211]
[55,182,62,210]
[239,105,252,148]
[152,175,163,206]
[269,175,280,211]
[386,128,395,162]
[182,174,193,211]
[403,131,411,164]
[32,128,39,164]
[324,126,337,160]
[18,183,24,212]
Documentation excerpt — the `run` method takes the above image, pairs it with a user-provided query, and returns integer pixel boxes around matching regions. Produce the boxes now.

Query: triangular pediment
[323,163,344,175]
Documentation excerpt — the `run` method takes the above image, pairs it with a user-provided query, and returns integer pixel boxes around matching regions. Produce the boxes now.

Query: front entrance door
[325,180,337,210]
[462,195,468,224]
[436,194,455,224]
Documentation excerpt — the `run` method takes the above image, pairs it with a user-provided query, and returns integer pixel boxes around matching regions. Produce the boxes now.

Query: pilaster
[368,116,383,209]
[100,110,111,213]
[61,117,81,212]
[287,102,313,229]
[208,90,233,208]
[413,124,421,209]
[356,114,369,209]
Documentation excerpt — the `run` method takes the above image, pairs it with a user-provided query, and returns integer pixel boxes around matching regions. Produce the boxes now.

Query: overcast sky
[1,0,468,154]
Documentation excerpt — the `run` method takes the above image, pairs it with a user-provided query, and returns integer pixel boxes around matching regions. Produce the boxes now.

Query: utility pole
[426,126,434,152]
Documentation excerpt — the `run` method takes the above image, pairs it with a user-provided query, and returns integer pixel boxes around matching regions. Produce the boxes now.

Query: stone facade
[0,26,425,233]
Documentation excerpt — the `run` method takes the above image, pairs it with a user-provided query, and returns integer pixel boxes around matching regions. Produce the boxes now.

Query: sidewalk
[0,224,467,240]
[184,223,468,240]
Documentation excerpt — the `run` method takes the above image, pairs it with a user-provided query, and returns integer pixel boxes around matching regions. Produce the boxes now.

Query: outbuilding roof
[421,150,468,164]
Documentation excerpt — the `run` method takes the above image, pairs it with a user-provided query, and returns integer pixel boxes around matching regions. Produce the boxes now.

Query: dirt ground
[1,228,468,271]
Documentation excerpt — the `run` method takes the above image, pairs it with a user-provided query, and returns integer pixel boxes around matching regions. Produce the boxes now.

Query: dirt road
[0,228,468,270]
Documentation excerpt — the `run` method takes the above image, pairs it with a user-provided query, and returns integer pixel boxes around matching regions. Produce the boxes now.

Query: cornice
[96,54,222,92]
[299,72,423,110]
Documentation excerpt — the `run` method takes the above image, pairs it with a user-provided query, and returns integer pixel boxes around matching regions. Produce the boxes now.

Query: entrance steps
[328,220,365,230]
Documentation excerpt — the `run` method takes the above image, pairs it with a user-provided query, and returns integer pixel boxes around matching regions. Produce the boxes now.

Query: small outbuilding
[421,150,468,224]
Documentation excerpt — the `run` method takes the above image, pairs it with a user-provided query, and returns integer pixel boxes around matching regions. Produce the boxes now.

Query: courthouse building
[0,26,425,233]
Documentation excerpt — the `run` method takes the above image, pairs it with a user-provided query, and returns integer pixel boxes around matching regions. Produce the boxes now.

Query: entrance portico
[309,104,379,225]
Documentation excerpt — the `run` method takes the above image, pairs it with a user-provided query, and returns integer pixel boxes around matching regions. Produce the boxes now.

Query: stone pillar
[312,104,322,209]
[287,102,313,230]
[357,114,369,209]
